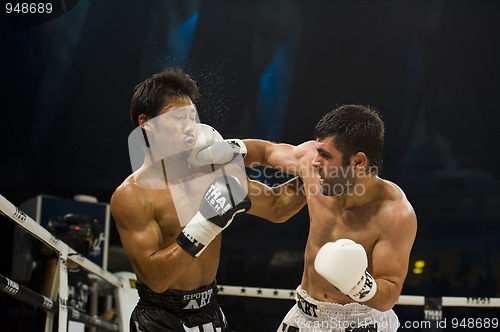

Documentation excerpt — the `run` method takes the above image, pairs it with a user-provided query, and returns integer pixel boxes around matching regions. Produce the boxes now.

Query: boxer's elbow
[141,273,171,294]
[132,259,172,294]
[273,194,306,223]
[271,199,306,223]
[148,282,168,294]
[269,213,291,224]
[366,279,401,312]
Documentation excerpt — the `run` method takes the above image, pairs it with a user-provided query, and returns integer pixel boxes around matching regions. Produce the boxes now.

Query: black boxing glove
[177,175,251,257]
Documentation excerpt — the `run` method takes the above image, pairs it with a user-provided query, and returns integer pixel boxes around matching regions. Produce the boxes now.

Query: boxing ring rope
[0,274,118,331]
[2,192,500,332]
[0,194,122,288]
[0,194,122,332]
[216,285,500,307]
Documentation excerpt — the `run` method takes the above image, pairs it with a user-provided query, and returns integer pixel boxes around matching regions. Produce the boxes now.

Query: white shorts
[277,286,399,332]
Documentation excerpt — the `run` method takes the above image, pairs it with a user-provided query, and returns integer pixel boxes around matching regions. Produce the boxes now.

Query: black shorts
[130,281,228,332]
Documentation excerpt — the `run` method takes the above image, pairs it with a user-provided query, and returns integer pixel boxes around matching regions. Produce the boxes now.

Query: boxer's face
[312,136,355,196]
[142,96,198,160]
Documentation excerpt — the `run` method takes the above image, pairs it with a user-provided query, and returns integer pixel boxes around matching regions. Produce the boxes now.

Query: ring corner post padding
[114,271,140,332]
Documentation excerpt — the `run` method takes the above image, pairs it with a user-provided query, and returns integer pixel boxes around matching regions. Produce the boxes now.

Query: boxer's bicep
[371,210,417,296]
[265,143,300,172]
[111,189,161,272]
[371,238,407,293]
[244,139,312,175]
[266,141,315,175]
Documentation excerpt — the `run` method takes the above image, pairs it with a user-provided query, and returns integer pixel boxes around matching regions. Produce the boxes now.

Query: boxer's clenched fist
[177,175,251,257]
[187,124,246,166]
[314,239,377,302]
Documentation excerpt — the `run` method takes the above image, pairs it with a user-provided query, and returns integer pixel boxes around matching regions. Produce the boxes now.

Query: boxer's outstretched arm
[246,176,306,223]
[243,139,314,175]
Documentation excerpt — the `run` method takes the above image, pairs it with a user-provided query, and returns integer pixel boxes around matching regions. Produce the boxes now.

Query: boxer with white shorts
[242,105,417,331]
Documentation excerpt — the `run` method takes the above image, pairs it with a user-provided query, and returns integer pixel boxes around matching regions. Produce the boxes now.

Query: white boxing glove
[187,124,247,166]
[314,239,377,302]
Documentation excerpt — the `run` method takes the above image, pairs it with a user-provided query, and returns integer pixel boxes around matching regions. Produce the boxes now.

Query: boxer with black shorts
[131,281,226,331]
[111,68,306,331]
[241,105,417,331]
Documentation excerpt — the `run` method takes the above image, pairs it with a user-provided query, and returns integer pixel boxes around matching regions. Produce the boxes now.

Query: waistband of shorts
[136,281,218,314]
[295,286,379,322]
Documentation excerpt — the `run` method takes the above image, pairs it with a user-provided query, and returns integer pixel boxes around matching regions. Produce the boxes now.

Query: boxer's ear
[139,114,150,130]
[352,152,368,170]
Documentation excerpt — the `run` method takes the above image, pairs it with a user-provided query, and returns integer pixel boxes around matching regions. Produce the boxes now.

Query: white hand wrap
[314,239,377,302]
[177,175,251,257]
[182,211,223,248]
[187,124,246,166]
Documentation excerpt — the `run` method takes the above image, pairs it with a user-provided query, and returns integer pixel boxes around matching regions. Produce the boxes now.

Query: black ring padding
[0,273,119,331]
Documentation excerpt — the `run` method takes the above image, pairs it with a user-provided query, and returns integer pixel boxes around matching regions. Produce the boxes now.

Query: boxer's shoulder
[295,141,317,172]
[296,140,317,156]
[379,179,415,214]
[112,174,154,204]
[111,175,173,224]
[375,180,417,234]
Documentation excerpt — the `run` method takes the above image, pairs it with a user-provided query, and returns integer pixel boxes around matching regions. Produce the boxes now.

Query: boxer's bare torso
[298,141,416,310]
[244,138,417,311]
[112,153,307,293]
[111,161,220,292]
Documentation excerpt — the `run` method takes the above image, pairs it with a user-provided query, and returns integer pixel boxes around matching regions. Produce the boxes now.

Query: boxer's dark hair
[313,104,384,174]
[130,68,200,127]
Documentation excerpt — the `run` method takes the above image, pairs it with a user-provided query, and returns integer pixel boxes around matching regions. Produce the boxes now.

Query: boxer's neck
[336,173,382,210]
